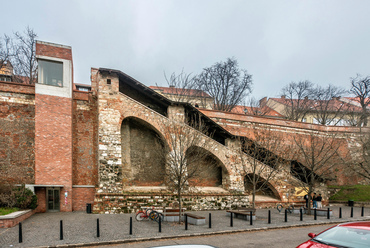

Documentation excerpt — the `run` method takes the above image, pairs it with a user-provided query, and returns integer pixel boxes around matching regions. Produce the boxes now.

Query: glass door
[47,188,60,212]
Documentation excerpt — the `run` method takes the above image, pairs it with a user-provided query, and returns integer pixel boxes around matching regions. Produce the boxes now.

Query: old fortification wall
[0,82,35,185]
[199,109,363,186]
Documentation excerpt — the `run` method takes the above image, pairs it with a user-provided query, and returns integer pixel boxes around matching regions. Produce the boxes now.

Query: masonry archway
[185,146,228,188]
[244,173,281,200]
[121,117,167,186]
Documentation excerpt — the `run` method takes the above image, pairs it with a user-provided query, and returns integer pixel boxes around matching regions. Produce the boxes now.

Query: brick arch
[244,173,281,200]
[120,116,168,186]
[185,145,229,188]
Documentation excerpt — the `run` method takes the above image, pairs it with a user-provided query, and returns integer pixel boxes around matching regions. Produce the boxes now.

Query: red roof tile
[231,104,284,117]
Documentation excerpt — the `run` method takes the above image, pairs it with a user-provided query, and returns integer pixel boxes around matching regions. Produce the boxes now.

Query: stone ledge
[0,209,34,228]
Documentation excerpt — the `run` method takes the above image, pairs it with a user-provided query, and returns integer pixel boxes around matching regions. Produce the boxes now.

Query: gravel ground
[1,206,369,248]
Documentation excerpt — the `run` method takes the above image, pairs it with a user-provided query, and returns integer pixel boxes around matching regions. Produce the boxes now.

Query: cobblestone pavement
[1,206,369,248]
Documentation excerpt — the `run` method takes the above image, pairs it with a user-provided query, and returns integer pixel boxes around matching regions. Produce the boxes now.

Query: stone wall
[93,193,251,214]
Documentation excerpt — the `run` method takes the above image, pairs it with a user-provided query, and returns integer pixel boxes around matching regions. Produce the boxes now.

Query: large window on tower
[38,59,63,87]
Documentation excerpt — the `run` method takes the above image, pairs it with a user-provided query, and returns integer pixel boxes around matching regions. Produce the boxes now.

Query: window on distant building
[38,60,63,87]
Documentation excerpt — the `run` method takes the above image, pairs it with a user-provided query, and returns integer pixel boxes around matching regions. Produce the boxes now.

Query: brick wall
[200,109,362,185]
[72,187,95,211]
[72,93,98,186]
[0,210,35,228]
[36,42,72,61]
[35,94,73,212]
[0,89,35,185]
[35,188,46,213]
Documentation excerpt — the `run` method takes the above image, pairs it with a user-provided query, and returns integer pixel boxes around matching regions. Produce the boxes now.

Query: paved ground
[0,206,369,248]
[97,224,335,248]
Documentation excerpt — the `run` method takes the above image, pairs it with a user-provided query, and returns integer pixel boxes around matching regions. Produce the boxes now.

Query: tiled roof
[149,86,212,98]
[269,97,363,112]
[231,104,284,117]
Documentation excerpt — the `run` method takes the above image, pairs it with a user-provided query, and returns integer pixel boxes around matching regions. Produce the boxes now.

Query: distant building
[149,86,214,109]
[0,61,13,82]
[75,83,91,91]
[266,96,367,126]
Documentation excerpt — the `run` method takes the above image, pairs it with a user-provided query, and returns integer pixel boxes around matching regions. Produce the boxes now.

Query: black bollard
[268,210,271,224]
[300,208,303,221]
[327,208,330,219]
[230,212,233,227]
[129,217,132,235]
[314,208,317,220]
[97,218,100,238]
[185,214,188,230]
[339,207,342,218]
[351,207,353,217]
[284,209,287,222]
[250,211,253,225]
[60,220,63,240]
[362,206,364,217]
[209,213,212,228]
[159,215,161,233]
[19,222,22,243]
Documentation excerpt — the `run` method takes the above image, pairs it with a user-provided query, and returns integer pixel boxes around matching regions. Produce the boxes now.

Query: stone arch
[244,173,281,200]
[120,117,167,186]
[185,146,229,188]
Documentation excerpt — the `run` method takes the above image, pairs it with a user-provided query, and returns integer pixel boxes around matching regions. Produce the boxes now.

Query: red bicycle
[135,207,163,223]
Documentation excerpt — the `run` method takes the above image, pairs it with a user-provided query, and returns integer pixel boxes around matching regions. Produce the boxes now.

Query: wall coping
[72,185,95,188]
[0,209,32,220]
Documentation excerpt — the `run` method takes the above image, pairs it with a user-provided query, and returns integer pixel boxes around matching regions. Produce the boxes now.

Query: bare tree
[309,85,348,126]
[280,80,314,121]
[196,57,253,112]
[350,74,370,127]
[290,131,346,214]
[0,27,37,84]
[240,126,290,208]
[243,97,273,116]
[159,70,213,108]
[349,127,370,181]
[155,118,214,223]
[12,27,38,84]
[0,34,12,68]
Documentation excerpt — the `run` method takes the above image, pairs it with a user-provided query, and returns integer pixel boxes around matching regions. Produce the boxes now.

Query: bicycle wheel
[149,211,158,221]
[135,211,145,221]
[276,204,283,213]
[146,208,153,217]
[287,205,294,213]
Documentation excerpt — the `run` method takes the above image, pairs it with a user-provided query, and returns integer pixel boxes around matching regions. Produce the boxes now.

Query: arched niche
[185,146,227,187]
[244,173,281,200]
[121,117,167,186]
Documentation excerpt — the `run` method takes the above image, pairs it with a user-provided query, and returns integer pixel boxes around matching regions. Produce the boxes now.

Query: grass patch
[329,185,370,201]
[0,207,19,216]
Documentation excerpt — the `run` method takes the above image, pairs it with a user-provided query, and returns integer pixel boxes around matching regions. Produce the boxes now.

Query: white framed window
[38,59,63,87]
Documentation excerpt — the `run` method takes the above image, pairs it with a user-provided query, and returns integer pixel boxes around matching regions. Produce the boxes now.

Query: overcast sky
[3,0,370,100]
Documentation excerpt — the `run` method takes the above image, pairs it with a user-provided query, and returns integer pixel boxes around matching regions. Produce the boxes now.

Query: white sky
[3,0,370,100]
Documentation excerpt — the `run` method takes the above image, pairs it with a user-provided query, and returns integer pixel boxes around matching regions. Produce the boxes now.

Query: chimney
[259,97,267,106]
[281,95,286,99]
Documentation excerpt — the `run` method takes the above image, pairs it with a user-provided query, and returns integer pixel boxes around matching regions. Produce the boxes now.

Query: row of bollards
[17,206,367,243]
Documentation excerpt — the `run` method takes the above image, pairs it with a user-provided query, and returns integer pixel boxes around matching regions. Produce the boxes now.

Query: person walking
[312,193,318,208]
[316,193,322,208]
[304,194,309,208]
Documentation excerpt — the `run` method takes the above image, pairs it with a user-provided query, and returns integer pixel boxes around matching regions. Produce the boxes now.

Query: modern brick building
[0,41,365,213]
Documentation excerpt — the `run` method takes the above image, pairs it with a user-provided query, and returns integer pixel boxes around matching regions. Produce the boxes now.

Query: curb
[30,217,370,248]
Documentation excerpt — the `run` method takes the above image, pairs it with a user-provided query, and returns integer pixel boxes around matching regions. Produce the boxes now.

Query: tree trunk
[178,189,182,224]
[252,184,256,209]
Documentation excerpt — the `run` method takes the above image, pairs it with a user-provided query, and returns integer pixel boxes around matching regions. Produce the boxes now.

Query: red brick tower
[34,41,73,212]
